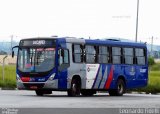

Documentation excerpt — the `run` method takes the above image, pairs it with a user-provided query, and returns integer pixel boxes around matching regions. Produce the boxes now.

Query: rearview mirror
[12,51,14,58]
[12,45,20,58]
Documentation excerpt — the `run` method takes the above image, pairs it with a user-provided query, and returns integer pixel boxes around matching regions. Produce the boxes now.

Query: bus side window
[112,47,122,64]
[98,46,109,63]
[58,49,63,65]
[135,48,145,65]
[85,45,96,63]
[63,49,69,64]
[72,44,83,63]
[58,49,69,71]
[123,48,134,65]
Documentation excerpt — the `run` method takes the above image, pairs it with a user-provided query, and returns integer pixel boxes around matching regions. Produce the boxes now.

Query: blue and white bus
[12,37,148,96]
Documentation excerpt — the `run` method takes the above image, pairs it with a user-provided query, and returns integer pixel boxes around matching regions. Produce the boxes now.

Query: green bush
[0,80,16,89]
[134,71,160,94]
[0,65,16,88]
[148,56,155,66]
[151,63,160,71]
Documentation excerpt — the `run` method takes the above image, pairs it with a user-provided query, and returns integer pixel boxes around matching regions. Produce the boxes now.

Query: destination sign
[20,39,56,47]
[33,40,46,45]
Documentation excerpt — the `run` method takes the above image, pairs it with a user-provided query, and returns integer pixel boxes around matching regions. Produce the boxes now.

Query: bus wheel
[67,78,80,97]
[109,79,125,96]
[35,90,44,96]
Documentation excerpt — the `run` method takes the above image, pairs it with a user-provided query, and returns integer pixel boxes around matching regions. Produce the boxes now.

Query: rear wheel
[67,78,81,97]
[109,79,125,96]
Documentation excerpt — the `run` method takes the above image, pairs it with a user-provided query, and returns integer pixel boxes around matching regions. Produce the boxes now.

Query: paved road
[0,90,160,108]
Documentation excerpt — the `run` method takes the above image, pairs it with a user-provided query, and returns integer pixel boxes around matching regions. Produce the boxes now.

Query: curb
[1,87,16,90]
[0,88,18,90]
[128,91,160,95]
[0,89,160,95]
[128,91,147,94]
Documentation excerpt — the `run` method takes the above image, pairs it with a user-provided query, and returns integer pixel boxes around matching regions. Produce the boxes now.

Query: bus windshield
[18,48,55,72]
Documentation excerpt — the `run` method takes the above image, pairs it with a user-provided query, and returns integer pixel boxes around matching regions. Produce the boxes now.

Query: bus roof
[84,39,146,48]
[63,37,146,48]
[20,37,147,48]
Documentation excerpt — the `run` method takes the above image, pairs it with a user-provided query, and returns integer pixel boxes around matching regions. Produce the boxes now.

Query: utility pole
[2,55,8,81]
[150,36,158,52]
[11,35,13,55]
[151,36,153,53]
[135,0,139,42]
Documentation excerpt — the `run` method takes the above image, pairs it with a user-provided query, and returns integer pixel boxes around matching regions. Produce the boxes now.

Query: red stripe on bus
[105,66,113,89]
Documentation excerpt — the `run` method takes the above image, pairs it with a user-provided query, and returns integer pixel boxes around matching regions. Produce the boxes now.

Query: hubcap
[118,83,123,94]
[72,83,77,93]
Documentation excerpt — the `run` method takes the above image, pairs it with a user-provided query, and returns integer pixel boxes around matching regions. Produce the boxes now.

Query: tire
[109,79,126,96]
[67,78,81,97]
[35,90,44,96]
[81,90,96,96]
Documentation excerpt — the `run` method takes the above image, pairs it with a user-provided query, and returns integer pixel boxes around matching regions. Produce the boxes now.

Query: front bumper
[17,79,58,90]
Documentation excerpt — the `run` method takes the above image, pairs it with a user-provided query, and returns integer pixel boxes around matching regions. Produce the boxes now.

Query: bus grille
[23,83,45,89]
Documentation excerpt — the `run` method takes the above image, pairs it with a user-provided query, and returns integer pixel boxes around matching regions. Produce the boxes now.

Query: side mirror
[12,45,20,58]
[12,51,14,58]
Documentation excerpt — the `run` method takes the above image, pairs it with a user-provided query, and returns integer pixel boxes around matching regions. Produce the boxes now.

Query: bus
[12,37,148,96]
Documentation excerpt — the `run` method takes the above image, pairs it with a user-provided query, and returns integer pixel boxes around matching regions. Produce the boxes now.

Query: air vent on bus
[62,37,77,39]
[51,35,58,37]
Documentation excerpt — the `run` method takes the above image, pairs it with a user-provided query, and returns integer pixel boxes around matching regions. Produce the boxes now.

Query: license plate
[30,86,37,89]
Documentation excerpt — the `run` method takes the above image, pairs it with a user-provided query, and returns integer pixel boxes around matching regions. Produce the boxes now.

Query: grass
[134,62,160,93]
[135,71,160,93]
[145,63,160,93]
[0,64,160,93]
[0,65,16,89]
[150,63,160,71]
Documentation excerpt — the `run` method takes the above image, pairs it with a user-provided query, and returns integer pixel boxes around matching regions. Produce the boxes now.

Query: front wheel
[109,79,125,96]
[67,79,81,97]
[35,90,44,96]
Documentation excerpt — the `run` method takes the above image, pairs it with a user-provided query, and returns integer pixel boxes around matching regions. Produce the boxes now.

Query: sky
[0,0,160,45]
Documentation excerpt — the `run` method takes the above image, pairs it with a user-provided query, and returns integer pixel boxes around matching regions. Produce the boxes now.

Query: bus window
[112,47,122,64]
[98,46,109,63]
[64,49,69,64]
[72,44,83,63]
[123,48,134,65]
[85,45,96,63]
[58,49,69,71]
[58,49,69,65]
[135,48,146,65]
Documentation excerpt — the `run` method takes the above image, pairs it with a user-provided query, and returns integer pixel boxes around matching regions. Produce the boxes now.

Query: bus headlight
[48,73,55,81]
